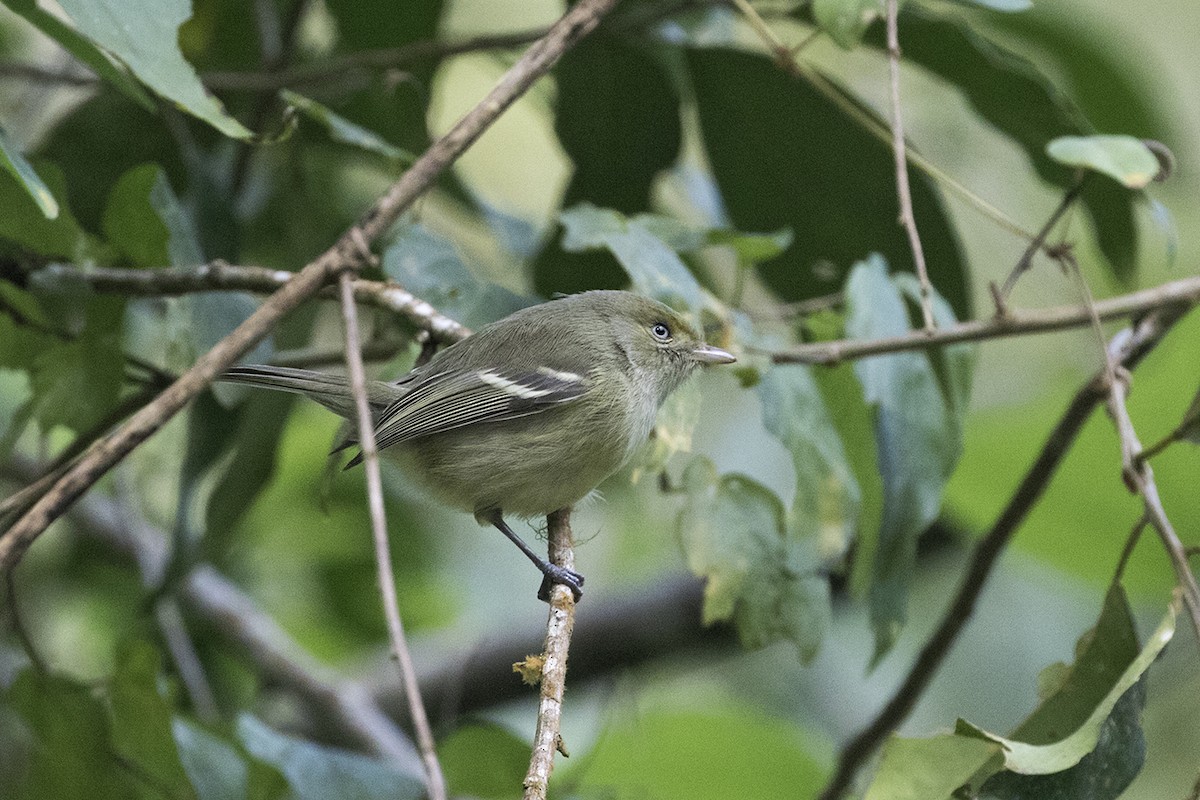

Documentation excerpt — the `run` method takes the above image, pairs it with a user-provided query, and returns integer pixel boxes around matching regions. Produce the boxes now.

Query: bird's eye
[651,323,672,341]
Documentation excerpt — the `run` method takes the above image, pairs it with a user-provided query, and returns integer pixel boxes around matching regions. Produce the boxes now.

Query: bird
[221,289,736,600]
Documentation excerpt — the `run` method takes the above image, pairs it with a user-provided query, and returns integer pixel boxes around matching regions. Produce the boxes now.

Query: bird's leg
[487,511,584,602]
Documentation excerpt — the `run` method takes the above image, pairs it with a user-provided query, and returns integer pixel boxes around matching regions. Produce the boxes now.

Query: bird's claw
[537,565,584,603]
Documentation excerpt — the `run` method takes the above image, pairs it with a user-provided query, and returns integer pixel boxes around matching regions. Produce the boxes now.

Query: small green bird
[222,289,735,600]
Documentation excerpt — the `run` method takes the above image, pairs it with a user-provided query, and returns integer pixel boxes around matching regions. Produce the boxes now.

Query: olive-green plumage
[221,289,735,598]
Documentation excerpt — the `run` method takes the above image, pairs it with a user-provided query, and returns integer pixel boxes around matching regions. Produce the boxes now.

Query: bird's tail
[221,365,395,419]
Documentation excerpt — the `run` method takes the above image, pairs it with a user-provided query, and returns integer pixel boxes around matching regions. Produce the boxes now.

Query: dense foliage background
[0,0,1197,798]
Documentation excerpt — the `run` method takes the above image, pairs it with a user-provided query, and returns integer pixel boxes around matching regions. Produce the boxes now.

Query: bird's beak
[691,343,736,364]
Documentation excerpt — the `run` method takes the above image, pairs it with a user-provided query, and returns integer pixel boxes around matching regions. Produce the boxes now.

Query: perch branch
[772,274,1200,365]
[523,508,578,800]
[338,272,446,800]
[0,0,620,572]
[884,0,934,331]
[816,305,1192,800]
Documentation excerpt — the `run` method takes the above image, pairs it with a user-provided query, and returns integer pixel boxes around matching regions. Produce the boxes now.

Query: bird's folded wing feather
[371,366,589,450]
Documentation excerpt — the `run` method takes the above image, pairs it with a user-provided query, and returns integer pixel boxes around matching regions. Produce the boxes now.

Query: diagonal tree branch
[0,0,621,573]
[816,304,1194,800]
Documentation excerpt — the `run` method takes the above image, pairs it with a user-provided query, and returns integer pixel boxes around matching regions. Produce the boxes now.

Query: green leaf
[103,163,203,267]
[757,364,860,561]
[558,705,828,799]
[2,0,154,110]
[52,0,252,139]
[863,734,1000,800]
[280,90,414,164]
[0,127,58,219]
[892,272,976,420]
[559,203,708,313]
[108,641,196,799]
[943,0,1032,10]
[1046,135,1161,189]
[4,669,137,799]
[237,715,425,800]
[845,256,963,662]
[0,160,92,259]
[686,47,969,315]
[813,0,882,49]
[958,587,1175,776]
[678,457,831,660]
[705,227,794,267]
[439,723,529,799]
[382,223,528,330]
[174,718,289,800]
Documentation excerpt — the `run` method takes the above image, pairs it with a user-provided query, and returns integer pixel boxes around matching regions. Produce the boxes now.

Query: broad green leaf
[0,160,92,259]
[1046,135,1160,189]
[813,0,882,49]
[108,641,196,799]
[103,163,199,267]
[892,272,976,421]
[534,38,682,296]
[438,723,529,799]
[2,0,153,109]
[559,203,707,313]
[678,457,831,660]
[0,127,57,218]
[706,227,794,266]
[237,715,425,800]
[959,586,1175,776]
[757,364,860,561]
[845,256,962,662]
[863,734,999,800]
[558,705,828,799]
[52,0,252,139]
[281,90,414,164]
[4,669,137,799]
[382,223,528,330]
[686,47,969,315]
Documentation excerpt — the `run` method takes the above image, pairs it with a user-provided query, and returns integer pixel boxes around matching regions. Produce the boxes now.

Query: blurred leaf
[1146,198,1177,267]
[173,718,289,800]
[960,586,1173,777]
[382,223,528,330]
[559,204,707,313]
[0,284,54,371]
[686,47,968,314]
[845,257,963,662]
[103,163,198,267]
[558,705,828,799]
[0,127,58,219]
[2,0,153,109]
[27,296,124,433]
[863,734,999,800]
[1046,135,1160,189]
[0,160,93,259]
[439,723,528,799]
[943,0,1032,10]
[237,714,425,800]
[4,670,136,800]
[813,0,882,49]
[705,227,794,267]
[892,271,975,420]
[631,379,702,483]
[108,641,196,799]
[868,6,1142,283]
[678,457,831,660]
[534,38,682,296]
[51,0,251,138]
[757,364,860,561]
[280,90,414,164]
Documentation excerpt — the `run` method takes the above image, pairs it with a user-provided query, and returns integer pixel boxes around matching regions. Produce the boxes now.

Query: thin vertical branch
[523,508,578,800]
[337,272,446,800]
[885,0,934,331]
[999,178,1086,300]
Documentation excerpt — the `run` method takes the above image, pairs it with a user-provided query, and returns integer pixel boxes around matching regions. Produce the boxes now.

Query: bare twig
[884,0,933,331]
[816,306,1192,800]
[0,0,619,572]
[1111,515,1148,587]
[154,598,220,722]
[523,508,578,800]
[3,568,48,672]
[772,274,1200,365]
[338,272,446,799]
[1000,177,1087,300]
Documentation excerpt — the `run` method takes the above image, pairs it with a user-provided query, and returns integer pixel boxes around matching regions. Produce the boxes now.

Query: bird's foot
[537,564,584,603]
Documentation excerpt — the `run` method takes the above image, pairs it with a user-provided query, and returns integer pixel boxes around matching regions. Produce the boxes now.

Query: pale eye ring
[651,322,672,341]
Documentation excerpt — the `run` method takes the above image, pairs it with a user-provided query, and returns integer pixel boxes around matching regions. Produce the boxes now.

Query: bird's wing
[370,366,590,451]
